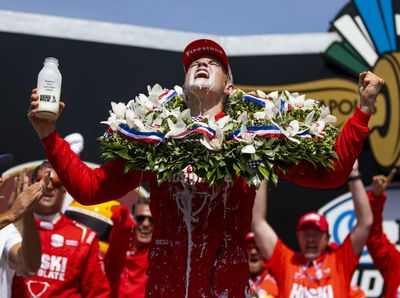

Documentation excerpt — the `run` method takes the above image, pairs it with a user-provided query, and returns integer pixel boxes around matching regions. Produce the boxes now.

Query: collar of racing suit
[34,212,63,230]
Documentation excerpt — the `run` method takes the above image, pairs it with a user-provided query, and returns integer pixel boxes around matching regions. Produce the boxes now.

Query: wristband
[348,174,362,182]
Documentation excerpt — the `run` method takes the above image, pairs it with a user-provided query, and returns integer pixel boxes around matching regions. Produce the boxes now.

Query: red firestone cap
[182,39,232,81]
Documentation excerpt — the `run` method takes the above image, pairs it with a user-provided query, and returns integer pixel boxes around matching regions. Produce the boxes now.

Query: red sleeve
[280,107,370,188]
[335,235,360,282]
[104,207,136,293]
[366,191,400,282]
[42,131,152,204]
[267,239,294,283]
[80,233,111,298]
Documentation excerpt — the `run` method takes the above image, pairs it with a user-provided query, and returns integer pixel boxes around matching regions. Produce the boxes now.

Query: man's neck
[34,212,62,224]
[186,91,225,116]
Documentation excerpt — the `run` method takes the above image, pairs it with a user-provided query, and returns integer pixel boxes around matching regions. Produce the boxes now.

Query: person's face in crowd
[135,203,154,244]
[33,167,66,215]
[246,240,265,276]
[184,56,232,100]
[297,227,329,260]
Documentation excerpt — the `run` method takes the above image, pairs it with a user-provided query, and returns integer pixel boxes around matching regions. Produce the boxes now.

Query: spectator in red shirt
[105,196,153,298]
[366,169,400,297]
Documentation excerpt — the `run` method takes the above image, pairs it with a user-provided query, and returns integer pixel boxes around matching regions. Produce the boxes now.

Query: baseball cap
[182,39,233,81]
[245,231,255,242]
[0,153,14,174]
[297,212,329,233]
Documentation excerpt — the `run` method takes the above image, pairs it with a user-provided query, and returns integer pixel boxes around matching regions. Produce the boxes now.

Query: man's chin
[303,251,319,260]
[137,236,151,244]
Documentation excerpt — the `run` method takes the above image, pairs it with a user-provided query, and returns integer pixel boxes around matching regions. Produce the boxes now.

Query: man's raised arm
[28,89,149,205]
[251,180,278,260]
[281,72,384,188]
[347,160,373,256]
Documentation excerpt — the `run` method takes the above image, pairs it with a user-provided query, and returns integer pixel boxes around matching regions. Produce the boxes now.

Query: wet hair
[31,161,53,184]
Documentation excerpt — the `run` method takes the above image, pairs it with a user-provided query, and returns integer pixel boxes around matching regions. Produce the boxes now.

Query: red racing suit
[105,206,149,298]
[367,191,400,298]
[14,214,111,298]
[41,107,370,297]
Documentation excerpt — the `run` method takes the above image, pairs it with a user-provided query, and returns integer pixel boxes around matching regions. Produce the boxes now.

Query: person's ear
[224,83,234,97]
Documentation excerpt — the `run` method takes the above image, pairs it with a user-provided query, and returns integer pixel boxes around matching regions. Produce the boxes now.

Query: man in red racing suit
[12,162,111,298]
[367,171,400,297]
[28,38,384,297]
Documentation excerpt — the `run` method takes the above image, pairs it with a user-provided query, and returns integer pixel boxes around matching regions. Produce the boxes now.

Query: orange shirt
[349,285,365,298]
[250,269,279,298]
[268,236,359,298]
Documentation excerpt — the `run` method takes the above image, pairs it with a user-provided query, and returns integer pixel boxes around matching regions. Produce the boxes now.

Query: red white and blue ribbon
[114,124,165,144]
[158,89,178,106]
[170,125,216,139]
[242,95,272,107]
[279,101,292,112]
[242,94,292,112]
[227,125,313,141]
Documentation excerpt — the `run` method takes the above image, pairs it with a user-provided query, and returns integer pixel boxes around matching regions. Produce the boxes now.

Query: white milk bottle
[37,57,62,120]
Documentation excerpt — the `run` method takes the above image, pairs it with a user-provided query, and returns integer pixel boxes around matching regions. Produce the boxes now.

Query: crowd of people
[0,38,398,297]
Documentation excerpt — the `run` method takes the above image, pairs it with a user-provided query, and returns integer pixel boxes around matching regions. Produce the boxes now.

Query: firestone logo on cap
[185,46,224,57]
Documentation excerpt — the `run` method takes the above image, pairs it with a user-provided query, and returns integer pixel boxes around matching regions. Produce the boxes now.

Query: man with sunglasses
[13,161,111,298]
[105,196,153,298]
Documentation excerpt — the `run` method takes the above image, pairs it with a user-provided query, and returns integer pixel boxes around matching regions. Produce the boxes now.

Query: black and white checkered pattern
[247,159,262,169]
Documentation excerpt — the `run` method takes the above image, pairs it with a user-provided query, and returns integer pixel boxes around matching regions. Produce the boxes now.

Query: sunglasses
[36,173,63,187]
[135,215,154,225]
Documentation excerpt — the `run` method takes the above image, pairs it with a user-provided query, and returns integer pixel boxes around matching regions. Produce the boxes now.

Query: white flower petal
[242,144,256,154]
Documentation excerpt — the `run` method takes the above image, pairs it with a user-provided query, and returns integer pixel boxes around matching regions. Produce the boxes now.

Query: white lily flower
[137,94,156,111]
[174,85,183,96]
[147,84,164,97]
[101,112,126,131]
[146,84,165,108]
[242,144,256,154]
[217,115,233,132]
[256,90,268,98]
[170,107,184,118]
[253,100,279,121]
[319,106,337,124]
[304,107,336,136]
[237,112,248,124]
[288,94,315,110]
[111,102,126,119]
[180,109,192,121]
[150,115,163,131]
[232,126,257,154]
[165,117,188,138]
[267,91,279,100]
[280,120,302,144]
[199,123,224,151]
[125,109,136,128]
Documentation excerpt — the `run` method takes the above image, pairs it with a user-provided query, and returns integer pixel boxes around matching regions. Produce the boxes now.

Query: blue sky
[0,0,349,35]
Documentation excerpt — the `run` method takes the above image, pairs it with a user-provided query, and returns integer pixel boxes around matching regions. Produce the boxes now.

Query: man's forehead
[190,55,223,65]
[136,203,151,213]
[298,227,325,234]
